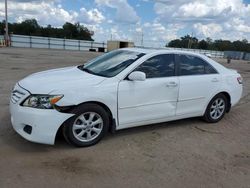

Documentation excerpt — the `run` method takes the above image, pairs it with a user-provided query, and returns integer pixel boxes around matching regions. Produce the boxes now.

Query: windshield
[78,50,145,77]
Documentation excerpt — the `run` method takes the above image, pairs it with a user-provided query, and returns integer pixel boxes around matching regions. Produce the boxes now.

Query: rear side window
[178,55,217,76]
[134,54,175,78]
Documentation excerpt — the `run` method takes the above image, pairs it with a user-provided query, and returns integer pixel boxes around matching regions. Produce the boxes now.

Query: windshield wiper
[77,65,107,77]
[78,65,94,74]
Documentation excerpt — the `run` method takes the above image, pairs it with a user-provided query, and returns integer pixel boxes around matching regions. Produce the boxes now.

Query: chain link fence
[8,34,107,52]
[1,34,249,60]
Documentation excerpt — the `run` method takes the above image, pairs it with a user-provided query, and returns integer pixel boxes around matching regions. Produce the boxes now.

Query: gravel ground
[0,48,249,188]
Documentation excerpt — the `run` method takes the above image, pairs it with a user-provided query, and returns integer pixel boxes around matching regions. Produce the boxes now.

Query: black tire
[63,103,109,147]
[203,93,228,123]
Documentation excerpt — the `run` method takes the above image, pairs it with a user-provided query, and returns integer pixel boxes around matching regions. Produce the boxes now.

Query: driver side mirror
[128,71,146,81]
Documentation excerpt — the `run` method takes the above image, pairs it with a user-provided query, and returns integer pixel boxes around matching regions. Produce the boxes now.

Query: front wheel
[203,94,228,123]
[63,104,109,147]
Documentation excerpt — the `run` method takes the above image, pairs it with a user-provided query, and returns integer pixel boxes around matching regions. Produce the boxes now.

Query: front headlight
[22,95,64,109]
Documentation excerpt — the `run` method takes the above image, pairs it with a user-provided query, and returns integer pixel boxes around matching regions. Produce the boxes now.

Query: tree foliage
[167,35,250,52]
[0,19,94,41]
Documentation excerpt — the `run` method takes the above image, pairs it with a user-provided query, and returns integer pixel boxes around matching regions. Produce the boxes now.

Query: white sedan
[10,48,243,147]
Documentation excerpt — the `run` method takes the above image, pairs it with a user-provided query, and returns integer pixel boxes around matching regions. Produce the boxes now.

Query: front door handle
[211,78,219,82]
[166,82,178,87]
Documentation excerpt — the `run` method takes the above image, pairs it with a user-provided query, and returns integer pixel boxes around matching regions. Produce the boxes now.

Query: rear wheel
[203,94,228,123]
[63,104,109,147]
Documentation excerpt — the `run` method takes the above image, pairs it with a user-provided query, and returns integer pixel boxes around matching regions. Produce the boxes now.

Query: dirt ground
[0,48,249,188]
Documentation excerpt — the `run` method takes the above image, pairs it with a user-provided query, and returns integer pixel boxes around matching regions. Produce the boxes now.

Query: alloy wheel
[72,112,103,142]
[209,98,225,120]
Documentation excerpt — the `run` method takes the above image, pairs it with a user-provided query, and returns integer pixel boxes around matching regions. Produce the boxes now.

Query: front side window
[78,50,145,77]
[178,55,217,76]
[134,54,175,78]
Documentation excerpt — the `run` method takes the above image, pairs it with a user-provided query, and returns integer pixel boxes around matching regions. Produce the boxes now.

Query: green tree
[1,19,94,41]
[180,35,198,48]
[198,40,209,49]
[167,39,182,48]
[214,40,232,51]
[167,36,250,52]
[167,35,198,48]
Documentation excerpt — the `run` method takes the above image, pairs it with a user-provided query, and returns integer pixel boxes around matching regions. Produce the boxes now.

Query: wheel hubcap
[72,112,103,142]
[210,98,225,120]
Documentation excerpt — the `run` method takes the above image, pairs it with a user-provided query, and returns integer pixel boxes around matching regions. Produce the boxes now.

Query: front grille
[11,89,25,104]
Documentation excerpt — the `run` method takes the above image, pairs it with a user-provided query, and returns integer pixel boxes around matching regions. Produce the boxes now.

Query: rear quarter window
[178,54,217,76]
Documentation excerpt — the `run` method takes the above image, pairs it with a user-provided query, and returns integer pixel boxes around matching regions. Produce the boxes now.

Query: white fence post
[29,36,32,48]
[48,37,50,49]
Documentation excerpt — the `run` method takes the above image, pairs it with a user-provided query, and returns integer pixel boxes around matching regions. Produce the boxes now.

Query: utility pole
[141,30,144,47]
[188,32,193,49]
[5,0,9,46]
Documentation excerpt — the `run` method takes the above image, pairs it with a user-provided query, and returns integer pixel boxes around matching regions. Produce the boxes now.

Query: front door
[118,54,179,128]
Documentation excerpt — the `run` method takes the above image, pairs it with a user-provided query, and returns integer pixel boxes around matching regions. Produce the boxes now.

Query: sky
[0,0,250,47]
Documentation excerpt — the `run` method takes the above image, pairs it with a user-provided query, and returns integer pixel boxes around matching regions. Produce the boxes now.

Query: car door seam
[119,100,177,109]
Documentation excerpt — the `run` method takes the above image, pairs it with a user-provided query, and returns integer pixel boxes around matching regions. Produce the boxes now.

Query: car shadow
[1,108,203,151]
[0,110,73,152]
[104,117,201,141]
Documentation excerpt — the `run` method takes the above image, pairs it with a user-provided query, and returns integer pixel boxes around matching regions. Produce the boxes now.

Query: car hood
[18,66,106,94]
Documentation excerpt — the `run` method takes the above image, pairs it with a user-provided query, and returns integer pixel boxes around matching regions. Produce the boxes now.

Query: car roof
[120,47,157,54]
[120,47,229,74]
[120,47,207,58]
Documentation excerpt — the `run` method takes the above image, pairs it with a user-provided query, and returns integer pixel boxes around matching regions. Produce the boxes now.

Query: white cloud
[107,19,113,24]
[95,0,140,23]
[194,23,223,38]
[153,0,250,40]
[0,1,104,27]
[79,8,105,24]
[109,26,130,40]
[135,27,143,33]
[144,22,151,27]
[176,0,239,18]
[0,0,249,45]
[130,21,182,47]
[230,18,250,33]
[151,22,181,41]
[152,22,166,33]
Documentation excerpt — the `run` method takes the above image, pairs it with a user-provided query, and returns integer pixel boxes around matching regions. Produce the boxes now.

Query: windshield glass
[79,50,145,77]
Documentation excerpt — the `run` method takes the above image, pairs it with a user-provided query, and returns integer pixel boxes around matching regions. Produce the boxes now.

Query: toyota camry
[10,48,243,147]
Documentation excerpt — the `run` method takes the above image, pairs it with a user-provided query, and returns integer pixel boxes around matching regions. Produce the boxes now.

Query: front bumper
[10,84,74,145]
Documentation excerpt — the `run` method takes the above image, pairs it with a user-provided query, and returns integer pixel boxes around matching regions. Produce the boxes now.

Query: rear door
[176,54,221,116]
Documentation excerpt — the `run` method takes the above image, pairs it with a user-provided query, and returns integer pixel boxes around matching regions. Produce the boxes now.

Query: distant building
[107,40,134,52]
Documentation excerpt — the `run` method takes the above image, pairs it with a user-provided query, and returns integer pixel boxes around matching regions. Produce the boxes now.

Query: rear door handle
[166,81,178,87]
[211,78,219,82]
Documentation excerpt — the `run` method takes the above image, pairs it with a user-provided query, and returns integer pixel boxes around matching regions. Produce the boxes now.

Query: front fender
[52,82,119,127]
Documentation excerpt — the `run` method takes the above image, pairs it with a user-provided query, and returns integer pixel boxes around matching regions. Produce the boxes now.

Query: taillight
[237,77,243,84]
